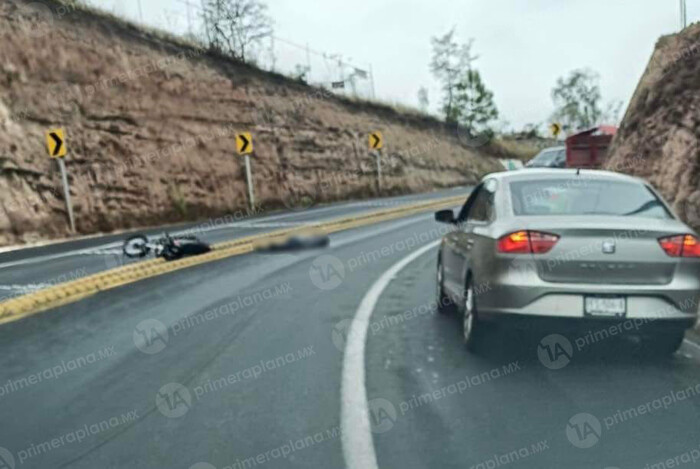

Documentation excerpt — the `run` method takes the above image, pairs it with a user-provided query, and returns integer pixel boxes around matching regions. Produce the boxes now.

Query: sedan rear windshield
[531,149,563,165]
[510,178,672,218]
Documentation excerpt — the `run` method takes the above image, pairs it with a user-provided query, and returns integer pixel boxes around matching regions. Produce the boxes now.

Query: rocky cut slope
[0,0,502,245]
[606,23,700,229]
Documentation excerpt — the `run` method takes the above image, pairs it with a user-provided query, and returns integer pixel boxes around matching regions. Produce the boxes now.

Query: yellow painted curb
[0,195,465,324]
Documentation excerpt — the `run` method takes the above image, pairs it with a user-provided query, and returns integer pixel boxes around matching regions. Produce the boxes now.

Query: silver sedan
[435,169,700,354]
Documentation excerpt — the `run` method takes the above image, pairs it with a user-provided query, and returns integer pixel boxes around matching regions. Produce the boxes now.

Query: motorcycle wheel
[123,234,149,258]
[161,245,184,261]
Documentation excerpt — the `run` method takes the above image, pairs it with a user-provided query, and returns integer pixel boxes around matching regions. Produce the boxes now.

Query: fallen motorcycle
[122,233,211,261]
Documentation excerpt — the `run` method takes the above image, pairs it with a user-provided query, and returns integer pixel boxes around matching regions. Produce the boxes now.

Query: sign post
[45,129,75,233]
[236,132,255,212]
[369,132,384,193]
[244,155,254,211]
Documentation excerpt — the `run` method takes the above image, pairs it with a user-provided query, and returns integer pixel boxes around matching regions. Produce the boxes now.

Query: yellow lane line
[0,195,464,325]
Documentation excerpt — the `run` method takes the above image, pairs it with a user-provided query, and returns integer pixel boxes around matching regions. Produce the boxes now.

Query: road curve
[0,188,467,302]
[0,195,699,469]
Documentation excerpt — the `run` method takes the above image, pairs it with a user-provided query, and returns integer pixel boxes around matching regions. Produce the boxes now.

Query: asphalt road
[0,187,467,302]
[1,192,700,469]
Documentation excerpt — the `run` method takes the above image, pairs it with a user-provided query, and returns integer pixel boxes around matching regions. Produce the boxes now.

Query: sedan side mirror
[435,209,456,224]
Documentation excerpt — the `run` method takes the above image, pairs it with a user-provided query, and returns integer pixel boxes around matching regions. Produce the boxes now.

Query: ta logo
[537,334,573,370]
[368,398,397,434]
[156,383,192,418]
[133,319,169,354]
[0,447,15,469]
[309,255,345,290]
[331,319,353,352]
[566,413,601,448]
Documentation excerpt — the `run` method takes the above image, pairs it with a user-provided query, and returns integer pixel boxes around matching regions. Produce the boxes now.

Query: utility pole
[137,0,144,23]
[175,0,199,36]
[185,1,192,36]
[369,64,376,100]
[305,43,312,77]
[270,35,276,72]
[337,55,345,94]
[680,0,687,30]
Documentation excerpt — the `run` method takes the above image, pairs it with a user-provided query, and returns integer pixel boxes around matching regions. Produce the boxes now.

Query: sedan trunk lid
[516,216,689,285]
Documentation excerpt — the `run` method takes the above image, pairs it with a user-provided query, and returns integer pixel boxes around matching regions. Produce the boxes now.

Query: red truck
[565,125,617,169]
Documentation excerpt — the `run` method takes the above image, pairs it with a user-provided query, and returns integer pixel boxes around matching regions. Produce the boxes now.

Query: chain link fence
[79,0,376,100]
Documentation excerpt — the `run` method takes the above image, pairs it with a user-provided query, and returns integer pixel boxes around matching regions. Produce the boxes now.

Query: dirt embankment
[606,23,700,230]
[0,0,504,245]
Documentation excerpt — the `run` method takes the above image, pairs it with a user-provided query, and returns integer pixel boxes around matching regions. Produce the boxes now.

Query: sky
[91,0,696,130]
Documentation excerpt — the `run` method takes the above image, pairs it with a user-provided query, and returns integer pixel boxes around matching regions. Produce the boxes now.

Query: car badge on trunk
[602,240,616,254]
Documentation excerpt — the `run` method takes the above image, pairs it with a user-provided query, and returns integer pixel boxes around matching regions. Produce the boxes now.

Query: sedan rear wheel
[463,279,485,352]
[436,257,455,315]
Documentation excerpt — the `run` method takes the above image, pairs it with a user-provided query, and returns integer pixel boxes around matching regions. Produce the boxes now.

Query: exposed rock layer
[606,23,700,230]
[0,0,502,244]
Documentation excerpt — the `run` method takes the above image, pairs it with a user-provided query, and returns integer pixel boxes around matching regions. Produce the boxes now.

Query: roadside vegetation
[550,68,623,133]
[60,0,620,155]
[429,28,499,143]
[423,28,620,161]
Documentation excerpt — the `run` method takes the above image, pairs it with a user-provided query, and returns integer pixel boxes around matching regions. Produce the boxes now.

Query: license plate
[584,295,626,317]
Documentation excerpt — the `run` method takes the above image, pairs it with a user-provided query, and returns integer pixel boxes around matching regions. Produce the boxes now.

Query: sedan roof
[483,168,644,185]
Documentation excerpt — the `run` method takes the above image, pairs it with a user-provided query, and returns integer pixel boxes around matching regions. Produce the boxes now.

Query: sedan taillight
[497,230,559,254]
[658,234,700,257]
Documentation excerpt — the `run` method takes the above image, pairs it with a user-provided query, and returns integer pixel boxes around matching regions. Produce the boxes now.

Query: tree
[430,28,477,123]
[551,68,627,131]
[293,64,310,83]
[521,123,541,139]
[603,100,624,125]
[429,29,497,136]
[551,69,623,131]
[202,0,273,62]
[417,87,429,112]
[452,69,498,135]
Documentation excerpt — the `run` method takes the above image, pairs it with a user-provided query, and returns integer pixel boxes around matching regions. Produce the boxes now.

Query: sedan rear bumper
[476,277,699,326]
[478,311,697,331]
[478,292,698,321]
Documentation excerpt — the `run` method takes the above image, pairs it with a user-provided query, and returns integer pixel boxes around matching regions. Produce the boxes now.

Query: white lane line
[226,221,305,229]
[0,220,304,270]
[683,339,700,351]
[0,243,124,270]
[341,239,440,469]
[0,200,430,270]
[0,284,53,291]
